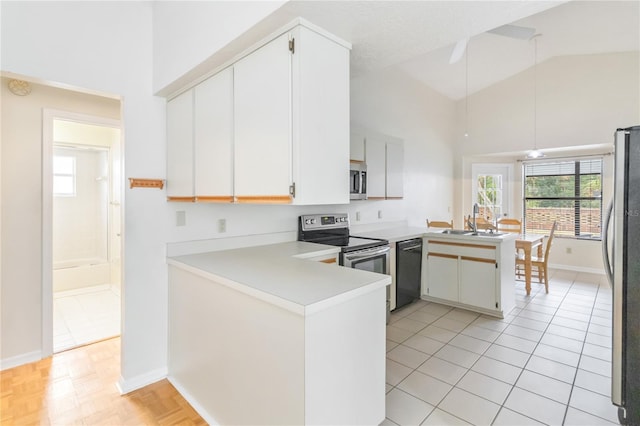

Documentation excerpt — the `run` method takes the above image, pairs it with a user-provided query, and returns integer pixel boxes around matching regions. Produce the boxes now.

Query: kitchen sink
[470,231,506,237]
[440,229,473,235]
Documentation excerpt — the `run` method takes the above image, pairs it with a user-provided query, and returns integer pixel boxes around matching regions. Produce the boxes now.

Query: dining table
[515,234,545,295]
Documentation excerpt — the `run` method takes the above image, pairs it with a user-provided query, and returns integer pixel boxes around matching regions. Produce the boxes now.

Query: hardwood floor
[0,338,206,425]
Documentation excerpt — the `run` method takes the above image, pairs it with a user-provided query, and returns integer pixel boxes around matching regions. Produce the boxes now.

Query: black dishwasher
[396,238,423,310]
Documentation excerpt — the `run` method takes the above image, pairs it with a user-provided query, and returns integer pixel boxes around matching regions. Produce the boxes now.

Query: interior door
[471,163,514,222]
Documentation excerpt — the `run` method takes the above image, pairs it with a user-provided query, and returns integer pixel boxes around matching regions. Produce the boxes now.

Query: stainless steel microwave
[350,162,367,200]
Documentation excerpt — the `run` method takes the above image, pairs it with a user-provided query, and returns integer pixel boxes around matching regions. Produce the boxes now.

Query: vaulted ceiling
[275,0,640,100]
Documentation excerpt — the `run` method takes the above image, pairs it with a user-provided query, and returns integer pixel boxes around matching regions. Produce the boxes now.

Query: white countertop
[168,241,391,315]
[354,226,428,243]
[424,230,518,243]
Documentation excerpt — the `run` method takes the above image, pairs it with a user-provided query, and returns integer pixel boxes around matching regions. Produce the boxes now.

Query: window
[523,158,602,239]
[53,155,76,196]
[476,174,503,220]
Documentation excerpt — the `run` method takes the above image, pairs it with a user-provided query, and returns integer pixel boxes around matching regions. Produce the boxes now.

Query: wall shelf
[129,178,164,190]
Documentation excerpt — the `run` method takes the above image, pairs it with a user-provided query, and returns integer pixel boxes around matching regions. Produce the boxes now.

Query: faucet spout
[469,203,479,233]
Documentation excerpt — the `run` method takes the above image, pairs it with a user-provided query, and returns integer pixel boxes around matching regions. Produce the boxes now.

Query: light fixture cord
[465,41,469,137]
[534,37,538,150]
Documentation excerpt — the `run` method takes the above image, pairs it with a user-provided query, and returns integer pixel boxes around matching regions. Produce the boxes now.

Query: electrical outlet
[378,210,383,219]
[356,212,361,221]
[176,211,186,227]
[566,247,572,254]
[218,218,226,233]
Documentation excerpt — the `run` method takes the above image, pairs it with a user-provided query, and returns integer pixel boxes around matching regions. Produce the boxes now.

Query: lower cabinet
[459,257,497,311]
[423,236,515,318]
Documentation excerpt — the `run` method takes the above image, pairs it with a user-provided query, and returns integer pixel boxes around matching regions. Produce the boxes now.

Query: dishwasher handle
[401,244,422,251]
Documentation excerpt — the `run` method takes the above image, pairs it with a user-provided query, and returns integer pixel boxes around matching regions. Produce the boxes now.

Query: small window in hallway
[53,155,76,196]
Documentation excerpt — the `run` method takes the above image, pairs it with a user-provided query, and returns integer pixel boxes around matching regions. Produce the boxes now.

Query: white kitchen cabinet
[365,135,386,199]
[423,234,516,318]
[166,68,233,202]
[234,24,350,205]
[386,141,404,199]
[426,253,459,302]
[350,130,366,162]
[194,67,234,202]
[166,89,194,200]
[362,134,404,200]
[459,258,497,311]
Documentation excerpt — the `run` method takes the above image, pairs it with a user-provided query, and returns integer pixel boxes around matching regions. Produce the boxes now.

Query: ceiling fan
[449,24,536,64]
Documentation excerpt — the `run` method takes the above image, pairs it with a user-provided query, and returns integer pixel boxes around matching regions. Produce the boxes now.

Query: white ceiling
[277,0,640,100]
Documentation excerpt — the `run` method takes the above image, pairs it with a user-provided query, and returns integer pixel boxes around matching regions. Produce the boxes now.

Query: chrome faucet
[467,203,480,233]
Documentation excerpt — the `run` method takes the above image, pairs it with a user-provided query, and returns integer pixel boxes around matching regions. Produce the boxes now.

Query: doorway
[43,112,123,353]
[471,163,514,222]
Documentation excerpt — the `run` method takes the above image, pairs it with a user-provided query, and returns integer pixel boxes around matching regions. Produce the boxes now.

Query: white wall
[0,2,167,387]
[454,52,639,273]
[351,68,456,227]
[1,78,119,364]
[152,0,286,94]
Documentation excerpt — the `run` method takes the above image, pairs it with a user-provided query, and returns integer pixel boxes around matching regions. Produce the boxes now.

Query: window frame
[522,157,603,240]
[53,154,77,197]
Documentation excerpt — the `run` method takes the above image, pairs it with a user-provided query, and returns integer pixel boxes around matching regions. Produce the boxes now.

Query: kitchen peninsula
[423,230,517,318]
[167,241,390,425]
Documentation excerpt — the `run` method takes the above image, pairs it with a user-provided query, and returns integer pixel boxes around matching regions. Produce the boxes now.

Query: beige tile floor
[384,269,619,425]
[53,284,120,352]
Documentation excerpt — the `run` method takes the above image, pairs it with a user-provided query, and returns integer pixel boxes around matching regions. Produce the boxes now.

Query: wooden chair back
[543,221,558,264]
[497,218,522,234]
[465,215,495,231]
[427,219,454,229]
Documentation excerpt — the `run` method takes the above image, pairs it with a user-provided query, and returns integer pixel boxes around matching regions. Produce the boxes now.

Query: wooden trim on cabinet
[195,196,234,203]
[428,240,496,250]
[461,256,496,265]
[235,195,292,204]
[427,252,458,260]
[167,196,196,202]
[320,258,337,264]
[349,159,365,164]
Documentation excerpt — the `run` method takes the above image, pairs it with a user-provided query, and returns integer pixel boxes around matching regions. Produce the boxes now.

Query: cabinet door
[350,131,366,162]
[459,258,497,311]
[167,89,194,200]
[194,67,233,202]
[292,26,350,205]
[365,135,386,199]
[386,142,404,199]
[234,33,292,203]
[426,254,458,301]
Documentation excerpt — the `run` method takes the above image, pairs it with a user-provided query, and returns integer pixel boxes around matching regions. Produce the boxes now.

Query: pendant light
[527,34,544,159]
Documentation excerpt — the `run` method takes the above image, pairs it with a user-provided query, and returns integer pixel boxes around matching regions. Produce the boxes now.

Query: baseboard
[549,263,606,275]
[167,375,219,425]
[116,367,168,394]
[0,350,42,371]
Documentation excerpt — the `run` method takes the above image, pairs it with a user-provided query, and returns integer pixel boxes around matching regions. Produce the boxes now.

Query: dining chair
[516,221,557,293]
[497,217,522,234]
[427,219,454,229]
[464,215,495,231]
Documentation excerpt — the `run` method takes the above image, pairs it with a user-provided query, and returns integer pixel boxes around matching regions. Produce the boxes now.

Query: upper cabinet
[166,68,233,202]
[166,20,351,205]
[354,131,404,200]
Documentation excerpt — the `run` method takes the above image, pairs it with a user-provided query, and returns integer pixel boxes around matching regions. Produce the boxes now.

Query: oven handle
[344,245,390,260]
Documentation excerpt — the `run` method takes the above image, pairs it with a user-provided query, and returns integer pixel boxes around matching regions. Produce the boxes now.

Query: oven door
[342,244,391,323]
[342,245,390,273]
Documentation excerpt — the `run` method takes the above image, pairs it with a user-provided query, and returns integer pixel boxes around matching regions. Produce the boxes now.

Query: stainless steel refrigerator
[603,125,640,425]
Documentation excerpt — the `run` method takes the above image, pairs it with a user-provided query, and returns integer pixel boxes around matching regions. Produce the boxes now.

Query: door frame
[42,109,123,356]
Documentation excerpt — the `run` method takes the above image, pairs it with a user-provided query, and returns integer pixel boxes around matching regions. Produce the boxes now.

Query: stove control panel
[300,213,349,231]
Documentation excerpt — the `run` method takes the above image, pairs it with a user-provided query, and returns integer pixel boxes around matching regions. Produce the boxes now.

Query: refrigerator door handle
[602,200,614,286]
